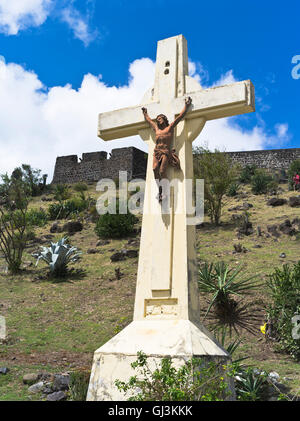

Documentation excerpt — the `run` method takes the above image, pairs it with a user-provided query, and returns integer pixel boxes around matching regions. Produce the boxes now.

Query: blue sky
[0,0,299,179]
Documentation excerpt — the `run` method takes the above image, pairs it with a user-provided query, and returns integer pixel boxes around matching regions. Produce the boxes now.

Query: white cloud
[0,0,52,35]
[0,55,291,181]
[211,69,236,87]
[59,5,98,46]
[0,0,97,46]
[188,60,209,86]
[275,123,289,140]
[0,56,154,179]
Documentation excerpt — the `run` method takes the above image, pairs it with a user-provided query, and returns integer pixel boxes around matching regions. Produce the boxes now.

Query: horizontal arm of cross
[174,80,255,122]
[98,80,254,141]
[98,102,162,141]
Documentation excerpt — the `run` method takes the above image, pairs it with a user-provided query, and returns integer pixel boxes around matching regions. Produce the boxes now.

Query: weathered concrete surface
[87,320,228,401]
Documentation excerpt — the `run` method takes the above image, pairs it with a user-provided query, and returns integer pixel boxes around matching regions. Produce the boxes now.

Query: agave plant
[33,237,81,276]
[235,368,269,401]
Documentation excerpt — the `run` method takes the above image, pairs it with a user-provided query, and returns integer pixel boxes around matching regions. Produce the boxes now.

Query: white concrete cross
[87,35,255,400]
[99,36,254,142]
[97,34,255,321]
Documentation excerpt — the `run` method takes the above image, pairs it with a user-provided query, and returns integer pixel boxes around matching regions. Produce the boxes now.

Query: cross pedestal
[87,35,255,401]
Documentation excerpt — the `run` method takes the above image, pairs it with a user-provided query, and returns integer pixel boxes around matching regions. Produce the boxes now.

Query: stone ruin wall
[52,147,300,184]
[225,148,300,172]
[52,147,147,184]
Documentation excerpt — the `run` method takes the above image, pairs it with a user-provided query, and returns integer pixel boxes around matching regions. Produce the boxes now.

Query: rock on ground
[289,196,300,207]
[46,391,67,401]
[62,221,83,235]
[110,252,126,262]
[28,381,45,394]
[52,374,70,391]
[23,373,40,385]
[267,198,287,207]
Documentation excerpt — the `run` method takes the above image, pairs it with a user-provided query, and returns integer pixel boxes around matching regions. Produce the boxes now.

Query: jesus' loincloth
[153,144,180,178]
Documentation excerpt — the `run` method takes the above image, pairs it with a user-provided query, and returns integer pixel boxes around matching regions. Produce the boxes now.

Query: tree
[0,173,31,273]
[21,164,48,196]
[193,146,238,225]
[1,164,47,199]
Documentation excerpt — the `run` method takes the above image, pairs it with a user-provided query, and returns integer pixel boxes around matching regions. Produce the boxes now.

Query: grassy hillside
[0,181,299,400]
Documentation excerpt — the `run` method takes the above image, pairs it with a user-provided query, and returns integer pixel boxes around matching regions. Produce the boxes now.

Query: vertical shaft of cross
[133,35,200,322]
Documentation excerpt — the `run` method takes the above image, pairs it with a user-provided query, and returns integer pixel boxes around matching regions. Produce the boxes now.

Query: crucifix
[87,35,255,401]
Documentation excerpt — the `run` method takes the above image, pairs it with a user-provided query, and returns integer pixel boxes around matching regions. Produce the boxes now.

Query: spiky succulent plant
[33,237,81,276]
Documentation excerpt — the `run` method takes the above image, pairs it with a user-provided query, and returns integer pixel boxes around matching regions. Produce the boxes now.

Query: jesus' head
[156,114,169,129]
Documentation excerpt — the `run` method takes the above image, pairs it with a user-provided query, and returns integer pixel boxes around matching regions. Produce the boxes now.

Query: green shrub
[266,262,300,360]
[64,197,88,215]
[115,351,231,401]
[69,369,90,401]
[95,203,138,239]
[193,146,239,226]
[48,198,88,220]
[266,179,279,195]
[73,182,89,201]
[239,165,257,184]
[73,182,88,192]
[53,184,71,202]
[48,203,64,220]
[227,181,240,197]
[250,169,273,194]
[26,208,48,227]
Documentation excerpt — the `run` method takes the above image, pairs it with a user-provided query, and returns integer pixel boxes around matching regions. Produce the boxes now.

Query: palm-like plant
[33,237,81,277]
[199,262,260,315]
[199,262,263,335]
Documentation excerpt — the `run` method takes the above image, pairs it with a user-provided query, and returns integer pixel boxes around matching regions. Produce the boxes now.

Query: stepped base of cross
[86,319,232,401]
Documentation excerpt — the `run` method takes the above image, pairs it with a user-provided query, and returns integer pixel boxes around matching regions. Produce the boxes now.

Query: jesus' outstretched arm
[142,107,158,131]
[169,97,192,129]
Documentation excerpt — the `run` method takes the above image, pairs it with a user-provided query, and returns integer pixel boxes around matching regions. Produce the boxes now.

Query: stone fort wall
[52,147,300,184]
[225,148,300,172]
[52,147,147,184]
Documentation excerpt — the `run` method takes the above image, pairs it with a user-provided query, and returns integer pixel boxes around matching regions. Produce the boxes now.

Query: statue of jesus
[142,97,192,201]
